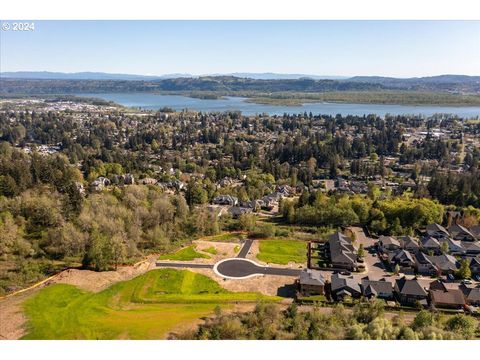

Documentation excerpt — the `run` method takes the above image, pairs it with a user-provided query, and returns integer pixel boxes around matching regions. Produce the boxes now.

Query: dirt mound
[52,259,155,292]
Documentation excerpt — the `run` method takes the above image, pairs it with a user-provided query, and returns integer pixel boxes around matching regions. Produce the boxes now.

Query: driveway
[237,239,253,258]
[349,226,388,278]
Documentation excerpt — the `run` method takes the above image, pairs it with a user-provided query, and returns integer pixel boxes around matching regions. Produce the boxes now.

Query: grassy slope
[157,246,210,261]
[22,269,279,339]
[256,239,307,265]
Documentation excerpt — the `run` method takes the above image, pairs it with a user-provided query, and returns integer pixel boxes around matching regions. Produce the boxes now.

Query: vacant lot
[158,246,210,261]
[256,239,307,265]
[22,269,278,339]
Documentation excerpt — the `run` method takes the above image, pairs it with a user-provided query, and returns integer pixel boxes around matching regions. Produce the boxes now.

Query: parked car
[462,279,473,285]
[447,274,455,281]
[474,274,480,282]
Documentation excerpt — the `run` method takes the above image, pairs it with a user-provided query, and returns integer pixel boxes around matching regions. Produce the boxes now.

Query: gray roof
[395,277,428,296]
[299,269,326,286]
[361,278,393,297]
[426,223,449,236]
[331,273,361,294]
[328,232,356,265]
[421,236,441,248]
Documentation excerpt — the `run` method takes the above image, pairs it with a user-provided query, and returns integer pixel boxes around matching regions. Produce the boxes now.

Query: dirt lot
[193,240,239,262]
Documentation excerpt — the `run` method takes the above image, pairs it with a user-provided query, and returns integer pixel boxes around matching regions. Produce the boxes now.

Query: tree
[456,259,471,279]
[357,244,365,259]
[445,315,476,339]
[238,213,256,231]
[185,182,208,207]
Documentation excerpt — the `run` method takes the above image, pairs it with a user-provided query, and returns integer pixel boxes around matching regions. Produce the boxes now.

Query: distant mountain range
[8,71,479,82]
[1,72,479,95]
[0,71,191,80]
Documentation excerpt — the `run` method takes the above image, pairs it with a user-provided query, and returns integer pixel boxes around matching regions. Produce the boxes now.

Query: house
[212,195,238,206]
[440,238,465,255]
[469,256,480,275]
[298,269,326,296]
[463,241,480,255]
[378,236,401,252]
[330,273,361,300]
[470,225,480,240]
[227,206,252,218]
[328,232,358,271]
[460,284,480,306]
[428,254,458,275]
[415,252,436,276]
[449,224,476,241]
[429,281,465,309]
[394,277,428,306]
[398,236,420,253]
[277,185,295,197]
[360,277,394,300]
[426,223,450,240]
[90,176,110,191]
[389,249,416,274]
[420,236,441,254]
[138,177,157,185]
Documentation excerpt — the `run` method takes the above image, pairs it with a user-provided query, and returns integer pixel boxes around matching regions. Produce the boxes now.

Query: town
[1,96,480,340]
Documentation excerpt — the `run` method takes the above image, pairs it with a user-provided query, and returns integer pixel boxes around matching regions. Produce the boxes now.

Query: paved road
[237,239,253,258]
[216,259,301,278]
[155,262,214,269]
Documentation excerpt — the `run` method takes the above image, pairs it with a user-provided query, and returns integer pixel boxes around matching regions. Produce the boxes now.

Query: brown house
[298,269,326,296]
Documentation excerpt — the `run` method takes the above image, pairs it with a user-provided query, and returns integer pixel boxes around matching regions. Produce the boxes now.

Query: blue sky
[1,21,479,77]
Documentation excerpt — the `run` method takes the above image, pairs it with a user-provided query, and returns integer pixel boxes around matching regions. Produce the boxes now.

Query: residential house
[330,273,362,300]
[460,284,480,306]
[90,176,110,191]
[426,223,450,240]
[420,236,441,254]
[429,281,465,309]
[389,249,416,274]
[378,236,401,252]
[428,254,459,275]
[440,238,466,255]
[469,257,480,275]
[328,232,358,271]
[138,177,157,185]
[298,269,326,296]
[449,224,477,241]
[463,241,480,255]
[398,236,420,254]
[415,252,436,276]
[212,195,238,206]
[394,277,428,306]
[360,277,394,300]
[227,206,252,218]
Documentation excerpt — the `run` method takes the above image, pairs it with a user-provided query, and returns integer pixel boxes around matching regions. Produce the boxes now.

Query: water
[79,93,480,118]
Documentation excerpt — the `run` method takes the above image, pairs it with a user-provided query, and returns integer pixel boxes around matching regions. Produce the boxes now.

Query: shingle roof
[395,277,428,296]
[299,269,326,286]
[426,223,449,236]
[430,289,465,306]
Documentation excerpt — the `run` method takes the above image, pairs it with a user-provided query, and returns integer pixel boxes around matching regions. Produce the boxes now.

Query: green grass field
[202,246,218,255]
[158,246,210,261]
[256,239,307,265]
[22,269,279,339]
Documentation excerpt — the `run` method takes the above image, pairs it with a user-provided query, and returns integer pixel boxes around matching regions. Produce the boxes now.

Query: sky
[1,20,479,77]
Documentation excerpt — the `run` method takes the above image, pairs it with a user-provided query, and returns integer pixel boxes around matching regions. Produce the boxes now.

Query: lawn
[158,246,210,261]
[22,269,279,339]
[256,239,307,265]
